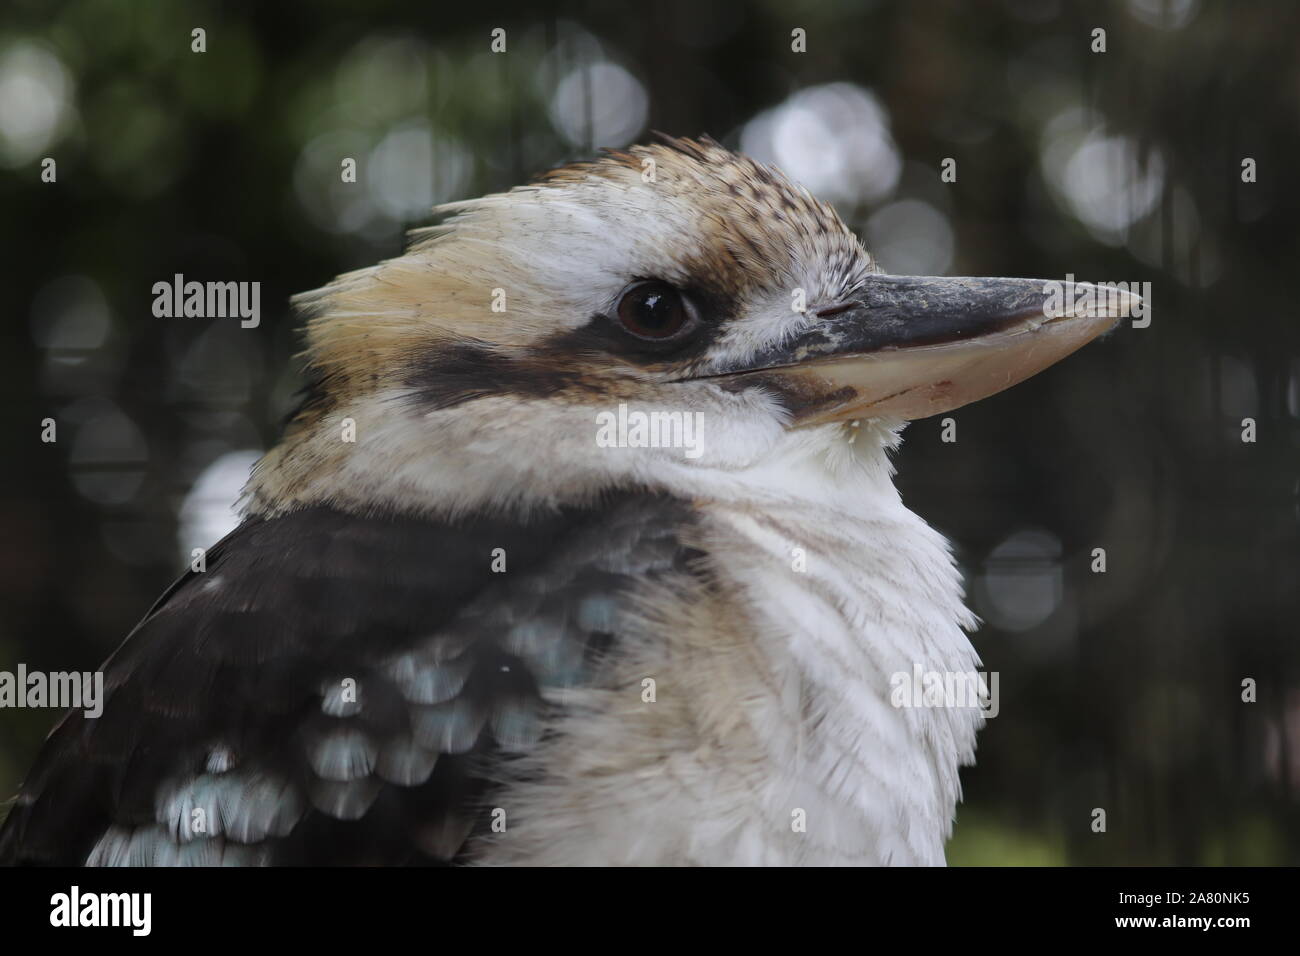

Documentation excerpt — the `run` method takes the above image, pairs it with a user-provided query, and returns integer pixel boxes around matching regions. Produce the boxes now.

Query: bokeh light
[0,39,74,167]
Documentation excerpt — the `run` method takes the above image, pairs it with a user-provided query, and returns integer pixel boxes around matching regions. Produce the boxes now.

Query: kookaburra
[1,136,1127,866]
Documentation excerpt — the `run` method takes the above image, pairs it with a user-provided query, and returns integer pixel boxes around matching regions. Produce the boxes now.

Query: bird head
[245,136,1130,517]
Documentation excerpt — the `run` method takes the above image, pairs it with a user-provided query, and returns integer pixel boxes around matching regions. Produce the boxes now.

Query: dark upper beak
[702,274,1134,424]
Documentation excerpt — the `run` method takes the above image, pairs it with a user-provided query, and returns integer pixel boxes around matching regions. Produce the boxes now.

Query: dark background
[1,0,1297,864]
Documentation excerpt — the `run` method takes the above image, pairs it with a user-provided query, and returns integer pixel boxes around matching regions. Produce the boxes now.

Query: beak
[705,275,1134,424]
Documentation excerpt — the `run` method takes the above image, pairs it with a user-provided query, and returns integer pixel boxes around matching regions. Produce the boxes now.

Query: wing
[0,493,695,865]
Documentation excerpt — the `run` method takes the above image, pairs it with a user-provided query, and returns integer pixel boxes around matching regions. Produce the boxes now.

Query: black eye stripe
[547,306,727,368]
[407,280,740,409]
[405,343,602,411]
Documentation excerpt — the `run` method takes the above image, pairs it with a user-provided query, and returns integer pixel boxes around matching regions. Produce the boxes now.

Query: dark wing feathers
[0,493,694,865]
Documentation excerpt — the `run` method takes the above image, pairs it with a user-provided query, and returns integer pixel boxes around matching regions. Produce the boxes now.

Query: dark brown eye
[616,281,694,340]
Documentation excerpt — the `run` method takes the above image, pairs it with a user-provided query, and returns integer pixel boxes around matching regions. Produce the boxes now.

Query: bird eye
[615,281,695,341]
